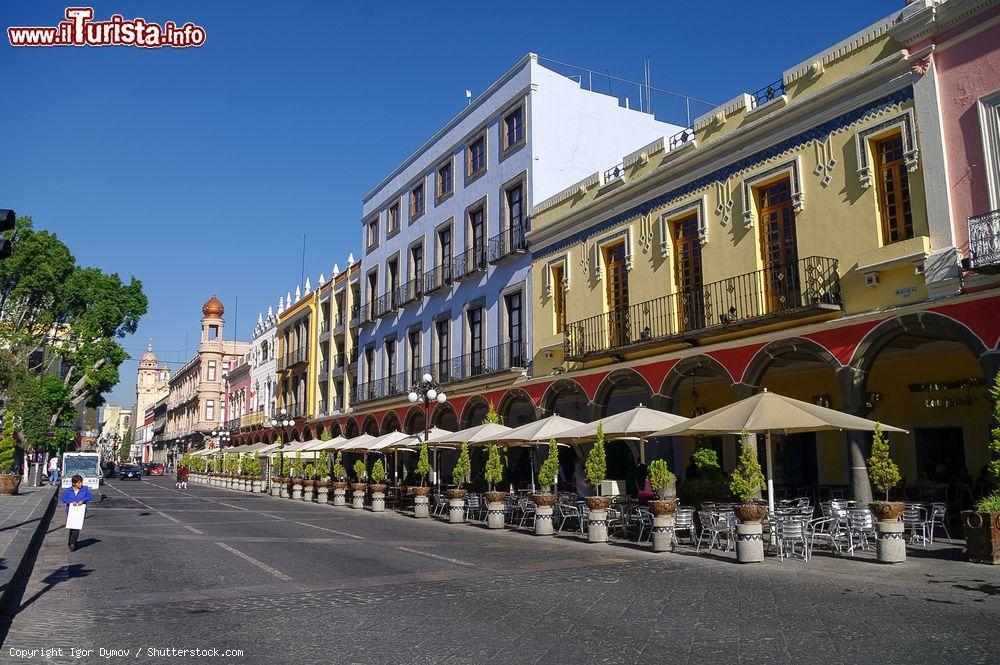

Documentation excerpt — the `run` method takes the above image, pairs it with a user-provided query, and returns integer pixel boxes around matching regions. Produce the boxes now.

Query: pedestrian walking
[176,465,188,490]
[48,455,60,485]
[60,474,92,551]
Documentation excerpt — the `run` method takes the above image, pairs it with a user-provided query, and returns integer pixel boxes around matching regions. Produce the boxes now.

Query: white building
[249,306,278,419]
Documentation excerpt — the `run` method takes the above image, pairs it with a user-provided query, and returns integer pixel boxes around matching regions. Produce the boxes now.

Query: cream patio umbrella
[301,437,347,452]
[556,405,688,467]
[426,422,513,445]
[650,389,906,511]
[490,415,583,493]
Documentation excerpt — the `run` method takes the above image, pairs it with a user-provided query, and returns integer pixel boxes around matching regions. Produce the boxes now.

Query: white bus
[61,452,103,490]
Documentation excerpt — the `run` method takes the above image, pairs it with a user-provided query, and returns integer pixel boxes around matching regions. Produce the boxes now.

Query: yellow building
[276,283,317,420]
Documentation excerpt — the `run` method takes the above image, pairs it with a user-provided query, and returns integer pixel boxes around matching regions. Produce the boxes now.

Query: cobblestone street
[2,478,998,664]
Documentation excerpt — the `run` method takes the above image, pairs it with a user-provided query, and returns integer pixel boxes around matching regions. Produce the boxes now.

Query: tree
[537,438,559,492]
[585,423,607,492]
[353,459,366,481]
[415,441,430,486]
[317,451,330,479]
[274,450,283,477]
[729,429,765,502]
[0,427,18,474]
[484,444,504,492]
[371,459,386,484]
[867,422,901,501]
[988,372,1000,491]
[304,463,315,479]
[291,452,304,478]
[648,459,676,500]
[117,429,132,463]
[453,443,471,489]
[483,401,501,425]
[332,451,345,481]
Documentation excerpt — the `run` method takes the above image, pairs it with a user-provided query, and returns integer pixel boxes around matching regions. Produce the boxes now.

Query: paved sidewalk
[0,484,57,610]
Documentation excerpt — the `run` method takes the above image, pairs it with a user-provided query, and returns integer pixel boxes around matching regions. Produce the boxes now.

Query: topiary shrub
[1,428,20,474]
[484,444,504,492]
[291,453,304,479]
[730,429,765,503]
[371,459,386,484]
[453,443,471,489]
[317,451,330,479]
[537,438,559,492]
[415,441,430,486]
[648,459,676,499]
[867,422,900,502]
[585,424,607,493]
[332,451,346,481]
[353,459,366,482]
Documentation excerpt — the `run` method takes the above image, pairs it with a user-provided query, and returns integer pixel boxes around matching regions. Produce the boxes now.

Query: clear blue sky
[0,0,904,407]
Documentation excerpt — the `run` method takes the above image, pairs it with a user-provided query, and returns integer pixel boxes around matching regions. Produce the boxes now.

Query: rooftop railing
[750,79,786,109]
[603,162,626,184]
[564,256,841,359]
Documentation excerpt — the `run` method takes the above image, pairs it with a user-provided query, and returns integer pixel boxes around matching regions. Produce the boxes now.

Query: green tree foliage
[484,444,504,491]
[730,430,765,502]
[353,459,366,481]
[483,401,501,425]
[537,438,559,491]
[371,459,386,484]
[415,441,430,486]
[867,422,901,501]
[585,423,607,490]
[648,459,676,498]
[0,427,18,474]
[317,451,330,479]
[332,451,345,480]
[304,463,315,479]
[453,443,471,488]
[291,452,304,479]
[988,372,1000,490]
[273,450,283,477]
[117,430,132,463]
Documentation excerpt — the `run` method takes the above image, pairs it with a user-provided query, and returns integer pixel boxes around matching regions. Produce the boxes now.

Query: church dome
[140,344,157,367]
[202,294,224,317]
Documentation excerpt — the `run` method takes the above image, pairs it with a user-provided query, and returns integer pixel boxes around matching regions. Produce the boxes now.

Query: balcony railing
[564,256,841,360]
[668,126,695,151]
[319,320,330,342]
[398,277,424,306]
[603,162,625,184]
[349,301,360,326]
[332,353,346,373]
[488,224,527,264]
[279,346,308,370]
[332,394,343,413]
[448,341,526,383]
[452,243,487,281]
[966,209,1000,273]
[334,311,345,328]
[225,417,242,431]
[285,402,305,418]
[423,263,453,294]
[318,359,328,376]
[750,79,786,108]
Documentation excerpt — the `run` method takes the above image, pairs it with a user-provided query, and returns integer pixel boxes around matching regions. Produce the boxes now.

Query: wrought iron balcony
[423,263,453,294]
[750,79,786,108]
[280,346,308,370]
[285,402,305,418]
[488,224,527,264]
[349,302,360,326]
[448,341,526,383]
[398,277,423,306]
[318,359,328,376]
[319,320,330,342]
[331,394,343,413]
[332,353,346,374]
[603,162,625,184]
[564,256,841,360]
[352,371,410,404]
[966,209,1000,274]
[452,243,487,281]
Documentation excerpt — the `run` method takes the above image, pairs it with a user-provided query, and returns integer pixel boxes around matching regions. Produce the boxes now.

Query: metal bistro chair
[847,508,877,555]
[930,502,952,542]
[806,516,843,557]
[696,511,733,553]
[518,497,536,529]
[673,507,696,545]
[632,506,654,543]
[902,504,931,547]
[432,492,448,517]
[556,503,584,534]
[775,516,809,561]
[465,493,484,522]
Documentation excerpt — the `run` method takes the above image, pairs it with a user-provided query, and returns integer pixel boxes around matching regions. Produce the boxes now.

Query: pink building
[892,0,1000,278]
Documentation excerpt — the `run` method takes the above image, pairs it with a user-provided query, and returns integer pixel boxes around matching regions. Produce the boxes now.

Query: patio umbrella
[426,422,513,445]
[491,415,584,493]
[556,405,688,464]
[650,389,907,511]
[302,436,347,452]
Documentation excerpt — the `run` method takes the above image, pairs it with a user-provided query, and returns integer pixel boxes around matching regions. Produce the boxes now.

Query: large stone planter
[448,489,467,524]
[532,493,556,536]
[370,484,387,512]
[411,486,430,518]
[0,474,21,496]
[300,480,314,502]
[868,501,905,522]
[485,491,507,529]
[291,479,303,501]
[332,482,348,506]
[270,479,281,496]
[650,499,677,553]
[251,479,262,494]
[351,483,366,509]
[735,521,764,562]
[962,511,1000,564]
[875,519,906,563]
[316,481,329,504]
[586,496,611,543]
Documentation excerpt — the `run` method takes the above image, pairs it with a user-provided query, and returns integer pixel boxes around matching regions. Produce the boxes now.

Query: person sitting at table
[573,459,593,499]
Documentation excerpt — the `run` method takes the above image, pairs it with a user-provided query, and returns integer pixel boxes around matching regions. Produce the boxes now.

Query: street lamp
[408,373,447,484]
[212,427,232,447]
[269,407,294,448]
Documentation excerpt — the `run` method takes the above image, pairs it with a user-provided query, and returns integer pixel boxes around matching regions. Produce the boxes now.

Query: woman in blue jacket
[60,474,92,551]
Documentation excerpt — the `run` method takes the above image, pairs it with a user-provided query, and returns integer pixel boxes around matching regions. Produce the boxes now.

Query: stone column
[332,487,346,506]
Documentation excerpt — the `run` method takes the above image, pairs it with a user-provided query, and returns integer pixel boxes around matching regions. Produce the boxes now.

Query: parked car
[119,465,142,480]
[147,463,164,476]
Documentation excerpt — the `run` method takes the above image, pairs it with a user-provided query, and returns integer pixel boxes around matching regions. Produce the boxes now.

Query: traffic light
[0,209,15,260]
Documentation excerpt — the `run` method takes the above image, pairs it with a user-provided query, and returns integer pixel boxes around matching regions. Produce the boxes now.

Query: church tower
[135,344,170,421]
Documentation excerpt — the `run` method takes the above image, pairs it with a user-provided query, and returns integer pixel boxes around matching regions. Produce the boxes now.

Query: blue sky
[0,0,904,407]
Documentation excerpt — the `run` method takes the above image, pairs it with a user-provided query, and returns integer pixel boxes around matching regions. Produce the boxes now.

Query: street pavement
[2,477,999,664]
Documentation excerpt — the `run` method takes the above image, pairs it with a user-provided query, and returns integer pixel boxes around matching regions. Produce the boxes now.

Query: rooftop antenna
[466,89,472,106]
[300,233,306,288]
[644,57,652,114]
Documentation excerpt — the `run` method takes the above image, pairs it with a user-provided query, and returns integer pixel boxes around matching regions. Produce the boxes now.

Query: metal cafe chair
[806,516,843,557]
[902,504,931,547]
[776,516,809,561]
[556,503,584,534]
[847,508,877,555]
[673,507,696,545]
[696,511,732,553]
[517,497,536,528]
[930,502,952,542]
[465,493,484,522]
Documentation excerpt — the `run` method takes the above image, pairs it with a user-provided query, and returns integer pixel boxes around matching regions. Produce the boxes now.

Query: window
[364,346,375,385]
[410,243,424,281]
[408,329,421,381]
[222,361,230,373]
[468,307,484,375]
[436,159,454,202]
[366,217,379,251]
[205,400,215,422]
[387,201,401,236]
[366,270,378,319]
[503,106,524,152]
[410,183,425,220]
[467,133,487,181]
[436,319,450,381]
[468,205,486,271]
[438,226,453,281]
[208,325,219,340]
[552,265,566,333]
[506,182,524,232]
[207,360,217,381]
[387,257,399,308]
[505,292,523,366]
[980,92,1000,208]
[874,133,914,244]
[385,339,396,378]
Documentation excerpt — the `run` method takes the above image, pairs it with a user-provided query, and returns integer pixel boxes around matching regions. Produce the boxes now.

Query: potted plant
[585,424,610,543]
[965,374,1000,564]
[237,455,248,491]
[411,441,432,518]
[351,459,367,509]
[370,459,387,512]
[532,439,559,535]
[244,453,260,493]
[290,453,305,500]
[0,428,21,495]
[484,443,506,529]
[331,451,348,506]
[270,450,282,496]
[730,429,766,563]
[449,443,472,524]
[302,463,316,502]
[648,459,678,552]
[867,422,905,563]
[679,441,729,507]
[315,451,330,504]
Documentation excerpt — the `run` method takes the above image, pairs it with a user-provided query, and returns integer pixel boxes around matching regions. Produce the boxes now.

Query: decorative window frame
[854,108,918,189]
[741,157,803,229]
[544,254,571,298]
[657,196,708,258]
[592,227,633,282]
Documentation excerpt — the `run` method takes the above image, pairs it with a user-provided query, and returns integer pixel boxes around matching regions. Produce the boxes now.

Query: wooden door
[673,214,705,331]
[757,178,800,312]
[604,242,630,347]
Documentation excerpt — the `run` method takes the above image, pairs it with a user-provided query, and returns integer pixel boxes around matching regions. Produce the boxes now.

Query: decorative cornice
[784,11,901,84]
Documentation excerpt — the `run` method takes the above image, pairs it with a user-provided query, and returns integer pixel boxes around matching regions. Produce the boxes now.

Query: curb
[0,487,58,617]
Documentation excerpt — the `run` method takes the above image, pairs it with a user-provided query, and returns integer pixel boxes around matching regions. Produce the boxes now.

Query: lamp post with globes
[408,373,447,487]
[268,408,294,489]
